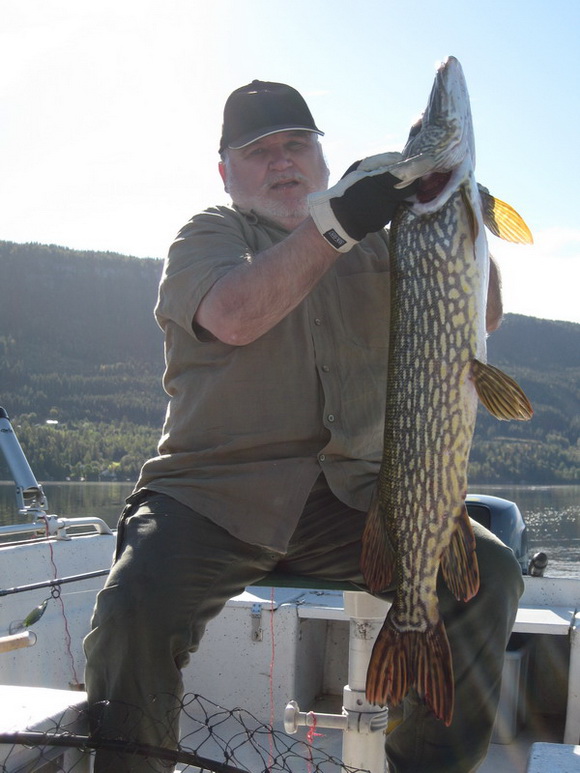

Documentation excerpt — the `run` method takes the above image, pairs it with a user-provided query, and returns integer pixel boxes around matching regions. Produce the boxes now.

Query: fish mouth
[416,171,453,203]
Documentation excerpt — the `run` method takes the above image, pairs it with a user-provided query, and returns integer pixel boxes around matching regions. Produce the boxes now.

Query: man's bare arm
[194,218,339,346]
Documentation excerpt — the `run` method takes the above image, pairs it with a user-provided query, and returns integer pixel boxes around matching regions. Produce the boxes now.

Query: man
[84,80,523,772]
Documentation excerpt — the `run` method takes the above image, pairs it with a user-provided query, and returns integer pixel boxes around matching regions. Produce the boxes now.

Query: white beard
[222,147,330,230]
[227,174,311,226]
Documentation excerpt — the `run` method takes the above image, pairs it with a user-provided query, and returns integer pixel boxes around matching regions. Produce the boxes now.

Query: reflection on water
[0,481,134,529]
[1,481,579,578]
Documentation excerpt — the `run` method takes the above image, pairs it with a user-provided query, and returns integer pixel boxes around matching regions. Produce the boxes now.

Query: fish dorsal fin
[471,359,534,420]
[478,185,534,244]
[361,485,396,593]
[440,505,480,602]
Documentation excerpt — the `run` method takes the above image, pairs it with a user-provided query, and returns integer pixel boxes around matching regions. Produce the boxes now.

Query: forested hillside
[0,240,578,483]
[0,241,164,422]
[0,241,165,480]
[473,314,579,482]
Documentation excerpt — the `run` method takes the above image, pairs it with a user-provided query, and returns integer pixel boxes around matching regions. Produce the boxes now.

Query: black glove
[308,152,419,252]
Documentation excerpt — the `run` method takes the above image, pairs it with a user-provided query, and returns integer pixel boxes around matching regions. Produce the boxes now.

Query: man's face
[219,130,329,231]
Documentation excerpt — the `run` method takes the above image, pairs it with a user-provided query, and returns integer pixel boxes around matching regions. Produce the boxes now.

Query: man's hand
[308,151,419,252]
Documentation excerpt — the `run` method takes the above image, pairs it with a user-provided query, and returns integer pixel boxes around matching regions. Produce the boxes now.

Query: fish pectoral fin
[471,359,534,421]
[366,616,454,727]
[441,505,480,602]
[361,485,396,593]
[478,185,534,244]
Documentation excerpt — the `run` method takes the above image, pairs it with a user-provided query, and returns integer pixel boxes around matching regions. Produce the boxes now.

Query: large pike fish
[361,56,534,726]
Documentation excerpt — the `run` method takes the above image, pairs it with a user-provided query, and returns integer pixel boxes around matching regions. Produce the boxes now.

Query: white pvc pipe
[0,630,37,654]
[341,591,390,773]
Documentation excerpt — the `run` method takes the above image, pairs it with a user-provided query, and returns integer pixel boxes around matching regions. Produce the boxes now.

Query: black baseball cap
[219,80,324,154]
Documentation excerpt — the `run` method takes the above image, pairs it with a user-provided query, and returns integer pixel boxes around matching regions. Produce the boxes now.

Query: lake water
[0,481,578,578]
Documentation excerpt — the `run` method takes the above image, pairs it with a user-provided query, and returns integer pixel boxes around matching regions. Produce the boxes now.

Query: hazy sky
[2,0,579,324]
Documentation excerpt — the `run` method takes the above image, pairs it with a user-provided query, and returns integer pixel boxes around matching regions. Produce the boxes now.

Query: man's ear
[218,160,228,192]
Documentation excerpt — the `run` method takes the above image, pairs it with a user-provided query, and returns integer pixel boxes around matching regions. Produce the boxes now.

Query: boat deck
[1,534,578,773]
[303,695,567,773]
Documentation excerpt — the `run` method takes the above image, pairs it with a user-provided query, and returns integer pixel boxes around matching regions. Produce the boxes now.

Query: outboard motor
[465,494,534,574]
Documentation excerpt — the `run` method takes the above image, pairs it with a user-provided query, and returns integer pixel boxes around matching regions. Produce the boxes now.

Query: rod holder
[284,700,347,734]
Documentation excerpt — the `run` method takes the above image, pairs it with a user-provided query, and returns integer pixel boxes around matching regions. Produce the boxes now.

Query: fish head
[404,56,475,170]
[393,57,476,200]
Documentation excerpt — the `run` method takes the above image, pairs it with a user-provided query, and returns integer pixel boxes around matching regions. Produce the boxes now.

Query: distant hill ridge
[0,240,578,483]
[0,240,163,371]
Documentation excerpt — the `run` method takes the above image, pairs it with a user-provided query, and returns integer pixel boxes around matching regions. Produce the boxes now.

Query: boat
[0,406,578,772]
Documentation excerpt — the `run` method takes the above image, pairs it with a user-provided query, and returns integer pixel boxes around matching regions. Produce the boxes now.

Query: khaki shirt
[136,205,391,552]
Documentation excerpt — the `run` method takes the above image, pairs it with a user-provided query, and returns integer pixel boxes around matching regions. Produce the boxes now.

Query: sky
[1,0,579,325]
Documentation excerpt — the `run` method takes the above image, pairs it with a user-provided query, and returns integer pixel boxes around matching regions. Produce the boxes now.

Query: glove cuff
[308,190,359,253]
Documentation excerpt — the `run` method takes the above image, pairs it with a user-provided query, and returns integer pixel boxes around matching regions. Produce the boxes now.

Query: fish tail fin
[366,615,454,727]
[441,505,480,602]
[361,484,396,593]
[471,359,534,421]
[478,186,534,244]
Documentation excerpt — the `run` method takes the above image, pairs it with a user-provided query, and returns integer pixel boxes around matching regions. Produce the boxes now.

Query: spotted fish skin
[361,56,533,726]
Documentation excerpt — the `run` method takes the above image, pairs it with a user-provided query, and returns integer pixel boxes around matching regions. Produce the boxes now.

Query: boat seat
[253,571,365,593]
[0,684,89,772]
[526,742,580,771]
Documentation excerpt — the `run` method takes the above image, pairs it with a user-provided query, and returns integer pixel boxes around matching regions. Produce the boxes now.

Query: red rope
[41,516,82,687]
[306,711,320,773]
[269,586,276,727]
[268,586,276,765]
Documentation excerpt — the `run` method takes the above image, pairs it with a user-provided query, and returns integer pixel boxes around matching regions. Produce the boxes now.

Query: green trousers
[83,485,523,772]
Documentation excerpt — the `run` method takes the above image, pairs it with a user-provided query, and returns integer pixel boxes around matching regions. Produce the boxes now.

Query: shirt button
[314,318,322,326]
[327,414,335,423]
[322,365,330,373]
[318,454,326,462]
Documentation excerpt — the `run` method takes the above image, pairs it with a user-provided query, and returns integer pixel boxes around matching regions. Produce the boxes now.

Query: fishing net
[0,692,371,772]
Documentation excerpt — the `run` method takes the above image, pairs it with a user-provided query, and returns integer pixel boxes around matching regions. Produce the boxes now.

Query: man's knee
[474,522,524,601]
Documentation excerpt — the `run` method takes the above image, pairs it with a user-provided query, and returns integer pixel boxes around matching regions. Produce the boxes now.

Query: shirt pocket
[335,258,390,349]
